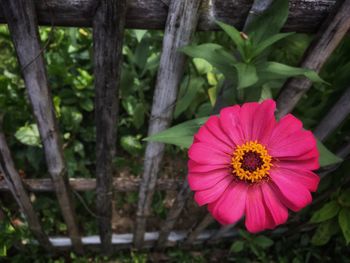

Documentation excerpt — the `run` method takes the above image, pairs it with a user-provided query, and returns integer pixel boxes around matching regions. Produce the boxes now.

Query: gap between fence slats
[276,0,350,118]
[0,0,336,32]
[0,0,83,253]
[0,128,53,252]
[185,214,215,245]
[0,178,182,193]
[93,0,126,255]
[133,0,201,249]
[314,86,350,141]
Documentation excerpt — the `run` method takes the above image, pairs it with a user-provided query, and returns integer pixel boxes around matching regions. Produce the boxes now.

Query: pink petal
[239,102,260,142]
[270,169,312,212]
[261,183,288,227]
[250,99,277,144]
[195,117,233,154]
[219,105,245,146]
[208,182,248,225]
[188,142,231,165]
[245,185,274,233]
[268,114,303,146]
[268,130,317,158]
[276,157,319,171]
[194,176,232,206]
[271,167,320,192]
[188,169,230,191]
[188,160,229,173]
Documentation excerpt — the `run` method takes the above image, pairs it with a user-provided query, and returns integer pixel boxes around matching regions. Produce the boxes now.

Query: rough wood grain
[0,177,182,192]
[276,0,350,118]
[314,86,350,141]
[0,0,83,253]
[0,130,53,252]
[0,0,337,32]
[93,0,126,254]
[185,213,215,244]
[133,0,201,249]
[157,180,192,248]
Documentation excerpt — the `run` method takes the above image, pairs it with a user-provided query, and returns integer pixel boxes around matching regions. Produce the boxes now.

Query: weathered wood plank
[0,0,83,253]
[0,177,182,193]
[133,0,202,249]
[0,128,53,252]
[314,86,350,141]
[157,180,192,248]
[276,0,350,118]
[185,214,215,244]
[0,0,337,32]
[93,0,126,254]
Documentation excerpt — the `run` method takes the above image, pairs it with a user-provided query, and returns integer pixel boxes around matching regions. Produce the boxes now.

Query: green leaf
[338,190,350,207]
[317,140,343,167]
[252,32,294,57]
[311,219,338,246]
[133,103,145,129]
[180,44,236,80]
[254,235,274,248]
[121,136,143,156]
[15,124,41,147]
[216,21,245,58]
[260,62,326,83]
[174,77,204,118]
[338,208,350,244]
[133,29,147,42]
[245,0,289,44]
[230,240,245,253]
[144,117,209,148]
[193,58,213,75]
[79,98,94,112]
[310,201,340,223]
[233,63,258,89]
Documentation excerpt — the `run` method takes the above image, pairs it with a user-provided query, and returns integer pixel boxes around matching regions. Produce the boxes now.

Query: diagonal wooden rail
[0,0,83,253]
[0,125,53,252]
[93,0,127,254]
[133,0,202,249]
[277,0,350,118]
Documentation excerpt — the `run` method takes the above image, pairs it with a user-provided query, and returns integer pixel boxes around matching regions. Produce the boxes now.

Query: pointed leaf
[144,117,209,148]
[180,44,236,80]
[310,201,340,223]
[252,32,295,57]
[260,62,327,84]
[233,63,258,89]
[317,140,343,167]
[216,20,245,58]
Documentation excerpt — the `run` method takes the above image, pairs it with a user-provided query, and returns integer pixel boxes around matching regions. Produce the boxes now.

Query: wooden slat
[185,214,215,244]
[314,86,350,141]
[0,0,83,253]
[0,178,182,193]
[276,0,350,118]
[157,180,192,248]
[93,0,126,254]
[0,0,336,32]
[0,129,53,252]
[133,0,201,249]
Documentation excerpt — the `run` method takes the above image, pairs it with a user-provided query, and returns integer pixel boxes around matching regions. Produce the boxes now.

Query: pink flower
[188,99,320,233]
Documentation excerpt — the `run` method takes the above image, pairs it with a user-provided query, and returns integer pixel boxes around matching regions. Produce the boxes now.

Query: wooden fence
[0,0,349,255]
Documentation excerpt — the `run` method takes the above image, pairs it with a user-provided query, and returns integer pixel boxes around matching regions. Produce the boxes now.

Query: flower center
[231,141,272,183]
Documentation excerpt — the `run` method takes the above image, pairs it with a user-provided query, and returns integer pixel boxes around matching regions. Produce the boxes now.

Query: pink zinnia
[188,99,320,233]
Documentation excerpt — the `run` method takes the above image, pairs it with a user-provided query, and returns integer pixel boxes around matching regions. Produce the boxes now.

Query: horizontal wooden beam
[0,177,183,192]
[0,0,336,32]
